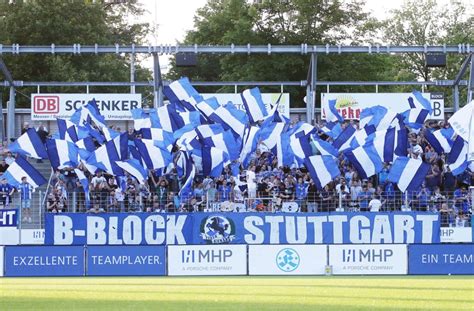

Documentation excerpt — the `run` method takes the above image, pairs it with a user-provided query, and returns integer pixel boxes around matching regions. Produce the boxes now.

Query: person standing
[18,177,34,223]
[0,179,14,208]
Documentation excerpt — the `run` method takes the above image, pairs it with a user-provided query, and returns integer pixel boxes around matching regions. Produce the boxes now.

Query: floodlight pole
[468,57,474,103]
[306,53,317,124]
[152,53,163,108]
[0,57,15,141]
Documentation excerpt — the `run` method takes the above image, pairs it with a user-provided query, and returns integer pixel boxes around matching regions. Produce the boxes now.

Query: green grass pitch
[1,276,472,310]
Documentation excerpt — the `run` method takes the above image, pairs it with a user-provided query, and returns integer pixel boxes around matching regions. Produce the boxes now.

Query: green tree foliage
[383,0,473,84]
[167,0,395,106]
[0,0,152,107]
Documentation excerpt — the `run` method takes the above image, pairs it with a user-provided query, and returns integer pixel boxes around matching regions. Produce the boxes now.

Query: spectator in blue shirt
[453,186,470,214]
[0,179,14,208]
[357,185,371,212]
[18,177,34,223]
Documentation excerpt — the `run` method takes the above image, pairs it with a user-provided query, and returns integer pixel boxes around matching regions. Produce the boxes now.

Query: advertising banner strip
[31,93,142,120]
[167,244,247,276]
[439,227,473,243]
[249,245,327,275]
[4,246,84,276]
[0,209,18,228]
[87,246,166,276]
[408,244,474,275]
[321,93,444,120]
[45,212,440,246]
[329,244,408,275]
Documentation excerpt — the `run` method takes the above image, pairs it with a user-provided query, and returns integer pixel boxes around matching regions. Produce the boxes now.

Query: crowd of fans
[38,118,473,228]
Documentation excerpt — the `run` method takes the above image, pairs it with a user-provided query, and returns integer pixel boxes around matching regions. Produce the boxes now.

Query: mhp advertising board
[87,246,166,276]
[168,245,247,276]
[45,213,193,245]
[249,245,327,275]
[409,244,474,275]
[0,209,18,227]
[4,246,84,276]
[45,212,440,245]
[329,244,407,275]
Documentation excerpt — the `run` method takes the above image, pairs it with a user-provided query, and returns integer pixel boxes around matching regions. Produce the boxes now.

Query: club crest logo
[276,248,300,272]
[200,215,236,244]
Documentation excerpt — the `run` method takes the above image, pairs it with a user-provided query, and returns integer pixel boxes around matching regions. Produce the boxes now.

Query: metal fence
[34,188,473,228]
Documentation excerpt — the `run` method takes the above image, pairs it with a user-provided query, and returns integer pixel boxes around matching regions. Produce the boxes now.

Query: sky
[133,0,471,72]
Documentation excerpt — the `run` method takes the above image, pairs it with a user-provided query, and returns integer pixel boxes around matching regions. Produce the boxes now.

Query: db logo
[33,96,59,114]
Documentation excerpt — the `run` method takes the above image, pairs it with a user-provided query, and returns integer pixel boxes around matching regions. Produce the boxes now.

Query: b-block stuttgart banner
[45,212,440,245]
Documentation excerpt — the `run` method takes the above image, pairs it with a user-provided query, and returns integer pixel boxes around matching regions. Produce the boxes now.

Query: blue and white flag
[447,136,468,176]
[424,128,454,154]
[131,108,152,130]
[116,159,148,184]
[311,136,338,157]
[211,104,247,138]
[171,110,202,129]
[140,128,174,145]
[111,133,129,160]
[359,106,397,131]
[202,146,229,177]
[401,108,430,129]
[1,156,47,188]
[287,122,316,138]
[304,155,340,190]
[134,139,172,171]
[75,137,96,152]
[332,125,356,151]
[259,122,286,151]
[367,128,407,163]
[290,134,313,164]
[241,87,268,123]
[448,100,472,142]
[274,132,293,167]
[196,97,219,121]
[85,140,123,176]
[74,168,90,208]
[239,126,260,167]
[46,139,79,170]
[408,90,433,113]
[387,157,431,192]
[324,99,344,122]
[178,151,195,199]
[163,77,200,103]
[319,121,342,139]
[101,126,120,141]
[150,105,179,133]
[57,119,88,142]
[195,124,225,139]
[70,99,107,129]
[344,143,384,179]
[9,128,48,159]
[202,131,240,161]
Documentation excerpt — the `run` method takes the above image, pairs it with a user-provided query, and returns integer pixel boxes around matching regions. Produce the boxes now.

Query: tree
[383,0,474,82]
[0,0,152,107]
[167,0,396,107]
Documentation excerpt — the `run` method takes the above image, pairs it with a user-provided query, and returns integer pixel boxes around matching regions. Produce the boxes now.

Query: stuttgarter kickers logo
[200,216,236,244]
[276,248,300,272]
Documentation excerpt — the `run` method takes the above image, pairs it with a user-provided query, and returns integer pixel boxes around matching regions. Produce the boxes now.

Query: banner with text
[202,93,290,118]
[249,245,327,275]
[439,228,472,243]
[0,209,17,227]
[408,244,474,275]
[4,246,84,276]
[45,213,193,245]
[31,93,142,120]
[329,244,407,275]
[167,244,247,276]
[321,93,444,120]
[45,212,440,246]
[87,246,166,276]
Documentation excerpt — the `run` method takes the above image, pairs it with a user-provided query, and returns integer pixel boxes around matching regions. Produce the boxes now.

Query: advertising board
[408,244,474,275]
[167,244,247,276]
[0,246,3,277]
[329,244,408,275]
[0,209,18,227]
[31,93,142,120]
[4,246,84,276]
[87,246,166,276]
[321,93,444,120]
[249,245,327,275]
[439,227,472,243]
